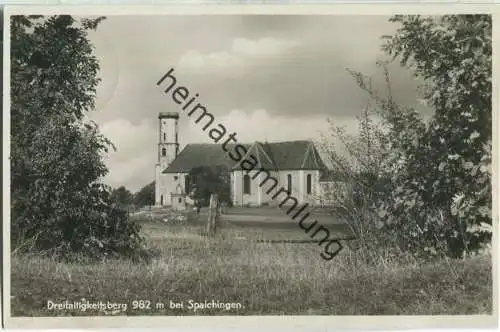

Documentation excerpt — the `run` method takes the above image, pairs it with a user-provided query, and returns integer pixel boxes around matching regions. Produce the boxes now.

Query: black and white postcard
[1,4,498,329]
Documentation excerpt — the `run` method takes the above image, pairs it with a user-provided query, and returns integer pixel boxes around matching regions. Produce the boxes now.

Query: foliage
[110,186,134,210]
[133,181,155,208]
[187,165,231,207]
[319,93,392,262]
[10,15,144,259]
[378,15,492,258]
[327,15,492,259]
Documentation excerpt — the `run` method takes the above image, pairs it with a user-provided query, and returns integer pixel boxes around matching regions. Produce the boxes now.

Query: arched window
[160,195,164,205]
[161,147,167,157]
[243,174,251,194]
[163,133,166,141]
[185,175,191,194]
[287,174,292,194]
[306,174,312,194]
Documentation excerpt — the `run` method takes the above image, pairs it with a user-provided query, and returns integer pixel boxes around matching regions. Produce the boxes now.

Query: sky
[85,15,428,192]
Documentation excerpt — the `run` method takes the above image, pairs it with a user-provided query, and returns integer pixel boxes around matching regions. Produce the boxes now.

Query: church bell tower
[158,112,179,168]
[155,112,179,206]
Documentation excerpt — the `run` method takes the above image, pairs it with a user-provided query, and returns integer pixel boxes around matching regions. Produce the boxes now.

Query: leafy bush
[10,15,144,260]
[187,165,232,207]
[133,181,155,208]
[378,15,492,258]
[322,15,492,259]
[319,103,393,263]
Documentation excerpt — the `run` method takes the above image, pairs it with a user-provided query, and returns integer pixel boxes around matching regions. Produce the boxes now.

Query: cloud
[177,37,301,72]
[217,108,329,143]
[99,119,157,191]
[231,37,301,56]
[178,49,242,70]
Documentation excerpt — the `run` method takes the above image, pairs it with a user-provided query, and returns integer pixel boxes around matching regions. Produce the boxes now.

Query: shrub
[322,15,492,259]
[378,15,492,258]
[187,165,232,207]
[10,15,145,260]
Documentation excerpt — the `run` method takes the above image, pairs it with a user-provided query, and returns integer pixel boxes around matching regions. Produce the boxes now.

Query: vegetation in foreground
[10,15,144,258]
[11,222,492,316]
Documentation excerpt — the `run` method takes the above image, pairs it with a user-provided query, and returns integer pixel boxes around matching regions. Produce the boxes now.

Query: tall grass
[11,222,492,316]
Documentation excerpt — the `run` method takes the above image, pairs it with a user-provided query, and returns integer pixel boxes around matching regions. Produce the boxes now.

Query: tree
[326,15,492,259]
[187,165,231,208]
[10,15,143,258]
[110,186,134,210]
[133,181,155,208]
[319,91,394,263]
[369,15,492,257]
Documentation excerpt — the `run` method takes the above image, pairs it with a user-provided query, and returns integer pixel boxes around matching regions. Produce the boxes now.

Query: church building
[154,112,338,207]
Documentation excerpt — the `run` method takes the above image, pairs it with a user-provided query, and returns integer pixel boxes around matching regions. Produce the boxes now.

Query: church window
[307,174,312,194]
[160,195,164,205]
[185,175,191,194]
[163,133,166,141]
[287,174,292,194]
[243,174,251,194]
[174,176,178,181]
[178,198,182,203]
[161,147,166,157]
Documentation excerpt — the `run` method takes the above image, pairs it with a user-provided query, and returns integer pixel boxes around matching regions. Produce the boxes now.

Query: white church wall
[233,169,288,207]
[231,171,241,206]
[276,171,301,205]
[158,172,189,206]
[298,170,320,204]
[231,169,323,207]
[233,170,261,206]
[163,173,175,205]
[255,169,281,205]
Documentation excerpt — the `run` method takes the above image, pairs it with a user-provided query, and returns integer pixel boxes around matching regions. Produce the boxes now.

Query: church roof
[232,141,278,171]
[162,140,327,174]
[162,143,248,173]
[232,140,326,171]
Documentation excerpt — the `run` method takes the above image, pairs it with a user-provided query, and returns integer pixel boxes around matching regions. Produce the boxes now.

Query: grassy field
[11,214,493,316]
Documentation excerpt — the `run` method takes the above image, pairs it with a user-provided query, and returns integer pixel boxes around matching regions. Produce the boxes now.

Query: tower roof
[158,112,179,119]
